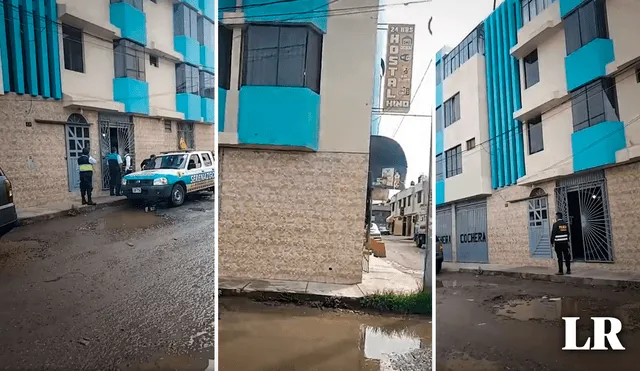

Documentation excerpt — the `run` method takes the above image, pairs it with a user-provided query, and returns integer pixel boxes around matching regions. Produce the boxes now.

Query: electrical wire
[390,58,433,138]
[219,0,297,11]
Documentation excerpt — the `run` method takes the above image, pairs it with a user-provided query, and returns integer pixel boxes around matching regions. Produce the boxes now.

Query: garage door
[456,200,489,263]
[436,206,453,261]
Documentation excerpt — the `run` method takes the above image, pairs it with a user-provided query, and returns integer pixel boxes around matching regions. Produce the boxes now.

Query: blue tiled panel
[175,36,201,66]
[242,0,329,32]
[113,78,150,115]
[177,93,202,121]
[565,38,614,92]
[218,88,227,132]
[0,1,10,93]
[199,0,214,20]
[201,97,214,123]
[182,0,199,10]
[33,0,50,97]
[21,0,38,96]
[483,0,524,189]
[6,0,24,94]
[436,180,445,206]
[559,0,585,17]
[435,82,443,107]
[200,44,214,72]
[110,2,147,46]
[45,0,61,98]
[238,86,320,150]
[435,131,443,155]
[572,121,626,172]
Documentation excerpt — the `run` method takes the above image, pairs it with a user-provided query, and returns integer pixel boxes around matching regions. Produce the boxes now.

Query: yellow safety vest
[79,164,93,172]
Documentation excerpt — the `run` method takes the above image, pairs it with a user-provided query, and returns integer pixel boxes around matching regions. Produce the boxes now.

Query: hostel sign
[383,24,415,113]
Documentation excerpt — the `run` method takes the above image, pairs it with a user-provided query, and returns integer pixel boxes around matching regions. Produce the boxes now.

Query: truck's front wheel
[170,184,186,207]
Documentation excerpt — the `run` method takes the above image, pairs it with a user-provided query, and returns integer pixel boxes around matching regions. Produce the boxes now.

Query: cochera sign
[459,232,486,244]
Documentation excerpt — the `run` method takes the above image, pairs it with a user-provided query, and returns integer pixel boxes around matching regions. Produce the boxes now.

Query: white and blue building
[0,0,215,208]
[217,0,380,284]
[434,0,640,272]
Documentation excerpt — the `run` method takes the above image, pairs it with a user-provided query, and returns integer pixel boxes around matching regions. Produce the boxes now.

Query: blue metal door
[456,200,489,263]
[436,207,453,261]
[528,196,552,258]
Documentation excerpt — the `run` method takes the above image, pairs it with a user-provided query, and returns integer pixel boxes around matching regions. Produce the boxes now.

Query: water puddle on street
[219,299,431,371]
[118,347,214,371]
[495,297,585,321]
[95,211,164,231]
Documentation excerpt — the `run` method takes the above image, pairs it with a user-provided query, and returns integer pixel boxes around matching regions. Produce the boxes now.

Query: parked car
[378,224,390,235]
[0,167,17,236]
[369,223,382,240]
[436,237,444,274]
[121,150,215,207]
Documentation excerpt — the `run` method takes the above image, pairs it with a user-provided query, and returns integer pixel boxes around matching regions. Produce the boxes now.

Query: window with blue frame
[242,25,323,93]
[173,3,199,40]
[175,63,200,95]
[198,16,214,46]
[113,39,146,80]
[570,78,618,132]
[442,24,484,79]
[563,0,608,55]
[110,0,143,10]
[521,0,556,25]
[218,26,232,90]
[199,71,214,99]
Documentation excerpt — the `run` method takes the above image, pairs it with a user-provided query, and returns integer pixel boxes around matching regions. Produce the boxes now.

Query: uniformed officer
[77,148,97,206]
[550,212,571,275]
[105,147,123,196]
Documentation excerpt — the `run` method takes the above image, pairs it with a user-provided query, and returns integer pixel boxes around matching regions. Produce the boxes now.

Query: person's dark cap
[556,212,563,218]
[82,148,89,155]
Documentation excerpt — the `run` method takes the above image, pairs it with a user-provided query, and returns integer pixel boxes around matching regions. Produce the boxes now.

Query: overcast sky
[376,0,501,185]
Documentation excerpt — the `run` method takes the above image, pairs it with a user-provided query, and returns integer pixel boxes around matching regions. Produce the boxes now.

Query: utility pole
[423,113,434,293]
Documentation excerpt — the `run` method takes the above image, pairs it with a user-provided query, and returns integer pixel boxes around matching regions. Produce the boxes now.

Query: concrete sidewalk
[443,262,640,287]
[220,256,422,300]
[17,193,127,225]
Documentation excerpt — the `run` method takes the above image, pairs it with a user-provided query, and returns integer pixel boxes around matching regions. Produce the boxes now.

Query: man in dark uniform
[106,147,123,196]
[78,148,97,206]
[550,212,571,275]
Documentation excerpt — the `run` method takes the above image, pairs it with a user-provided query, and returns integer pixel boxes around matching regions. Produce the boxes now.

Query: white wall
[607,0,640,70]
[442,54,492,202]
[522,101,574,177]
[615,68,640,146]
[57,0,111,29]
[147,56,178,113]
[318,0,377,153]
[60,33,114,103]
[145,0,176,56]
[519,28,567,115]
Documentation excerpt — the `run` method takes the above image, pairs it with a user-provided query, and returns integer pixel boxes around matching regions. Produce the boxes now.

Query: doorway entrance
[98,113,135,190]
[555,171,613,262]
[65,114,91,191]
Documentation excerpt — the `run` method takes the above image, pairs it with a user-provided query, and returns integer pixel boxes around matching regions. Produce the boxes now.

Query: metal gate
[455,200,489,263]
[555,171,613,262]
[436,207,453,261]
[528,196,552,258]
[65,114,91,191]
[98,113,135,190]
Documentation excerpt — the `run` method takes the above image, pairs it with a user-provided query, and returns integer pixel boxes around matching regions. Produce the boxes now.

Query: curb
[219,288,364,309]
[18,199,129,226]
[454,267,640,288]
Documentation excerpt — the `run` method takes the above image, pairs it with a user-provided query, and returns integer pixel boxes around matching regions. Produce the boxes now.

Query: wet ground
[382,236,425,278]
[219,298,432,371]
[437,271,640,370]
[0,195,215,370]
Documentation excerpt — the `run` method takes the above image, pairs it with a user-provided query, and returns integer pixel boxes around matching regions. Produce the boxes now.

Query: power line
[390,58,434,138]
[219,0,296,11]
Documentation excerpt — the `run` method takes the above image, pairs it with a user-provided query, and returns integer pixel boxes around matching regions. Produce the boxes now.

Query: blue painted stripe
[435,180,445,205]
[21,0,38,96]
[45,0,61,98]
[7,0,24,94]
[435,131,443,155]
[218,87,227,132]
[33,0,50,97]
[508,1,525,179]
[500,6,515,185]
[484,18,497,189]
[559,0,585,17]
[495,10,508,187]
[435,82,443,107]
[0,1,9,93]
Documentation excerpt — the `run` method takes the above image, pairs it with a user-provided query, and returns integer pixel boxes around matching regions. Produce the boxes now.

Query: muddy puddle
[118,347,214,371]
[80,210,169,232]
[439,353,504,371]
[219,299,431,371]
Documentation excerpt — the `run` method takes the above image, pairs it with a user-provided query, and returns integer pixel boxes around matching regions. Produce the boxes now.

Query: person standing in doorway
[123,148,133,175]
[106,147,123,196]
[78,148,97,205]
[550,212,571,275]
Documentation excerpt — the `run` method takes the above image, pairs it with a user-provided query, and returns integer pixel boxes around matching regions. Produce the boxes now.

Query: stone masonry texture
[218,148,369,284]
[0,94,102,208]
[487,161,640,272]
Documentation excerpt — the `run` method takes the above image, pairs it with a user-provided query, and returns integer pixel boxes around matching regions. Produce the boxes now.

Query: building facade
[217,0,378,284]
[435,0,640,272]
[0,0,215,209]
[388,177,429,237]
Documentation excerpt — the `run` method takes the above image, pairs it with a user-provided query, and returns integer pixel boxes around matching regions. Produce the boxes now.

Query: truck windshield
[147,155,187,170]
